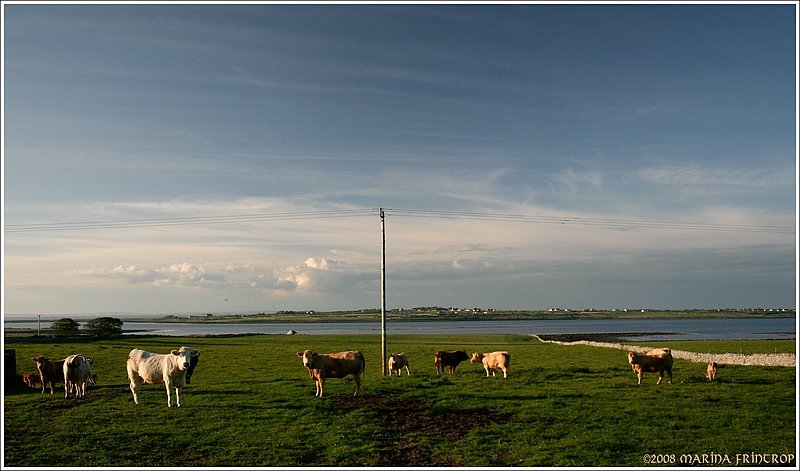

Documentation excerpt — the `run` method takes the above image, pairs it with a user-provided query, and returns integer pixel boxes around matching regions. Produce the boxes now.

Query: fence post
[4,349,18,391]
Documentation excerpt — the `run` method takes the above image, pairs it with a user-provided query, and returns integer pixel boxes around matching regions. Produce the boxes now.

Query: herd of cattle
[21,347,200,407]
[17,344,720,405]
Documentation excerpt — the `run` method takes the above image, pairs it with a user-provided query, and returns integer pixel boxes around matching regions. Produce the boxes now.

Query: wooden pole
[380,208,387,376]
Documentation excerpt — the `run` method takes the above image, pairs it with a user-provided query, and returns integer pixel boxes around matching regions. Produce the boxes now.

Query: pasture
[3,334,797,467]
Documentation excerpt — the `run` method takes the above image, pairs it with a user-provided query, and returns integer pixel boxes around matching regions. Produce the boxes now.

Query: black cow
[185,351,200,384]
[434,350,469,374]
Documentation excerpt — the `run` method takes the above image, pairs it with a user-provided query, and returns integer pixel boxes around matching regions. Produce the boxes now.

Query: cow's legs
[129,379,141,404]
[666,368,672,384]
[174,386,182,407]
[404,366,410,375]
[656,372,663,385]
[353,374,361,396]
[164,380,174,407]
[316,377,324,397]
[127,369,142,404]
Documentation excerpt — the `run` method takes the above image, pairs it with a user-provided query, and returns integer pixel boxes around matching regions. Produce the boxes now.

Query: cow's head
[297,350,318,377]
[171,346,199,370]
[470,352,483,364]
[627,352,640,372]
[297,350,317,367]
[31,356,48,369]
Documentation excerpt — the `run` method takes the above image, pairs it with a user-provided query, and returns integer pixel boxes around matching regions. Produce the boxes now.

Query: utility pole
[380,208,387,376]
[37,314,41,337]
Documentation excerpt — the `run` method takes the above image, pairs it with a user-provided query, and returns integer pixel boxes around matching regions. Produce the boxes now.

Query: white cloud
[552,168,605,199]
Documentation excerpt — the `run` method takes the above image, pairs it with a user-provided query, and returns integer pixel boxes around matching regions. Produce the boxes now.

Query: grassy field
[3,334,796,467]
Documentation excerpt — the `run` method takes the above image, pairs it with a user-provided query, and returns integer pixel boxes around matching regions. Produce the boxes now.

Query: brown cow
[627,348,673,385]
[434,350,469,374]
[296,350,365,397]
[470,351,511,378]
[706,361,718,382]
[32,356,65,394]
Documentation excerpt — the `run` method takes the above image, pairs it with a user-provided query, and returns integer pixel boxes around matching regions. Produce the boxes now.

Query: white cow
[126,346,200,407]
[63,354,94,398]
[470,351,511,378]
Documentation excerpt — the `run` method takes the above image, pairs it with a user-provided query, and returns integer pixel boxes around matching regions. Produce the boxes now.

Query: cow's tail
[359,352,366,379]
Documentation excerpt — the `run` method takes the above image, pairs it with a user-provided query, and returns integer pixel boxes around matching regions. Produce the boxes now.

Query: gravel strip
[531,334,796,367]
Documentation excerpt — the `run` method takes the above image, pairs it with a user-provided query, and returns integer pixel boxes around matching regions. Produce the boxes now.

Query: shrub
[51,318,80,337]
[83,317,123,337]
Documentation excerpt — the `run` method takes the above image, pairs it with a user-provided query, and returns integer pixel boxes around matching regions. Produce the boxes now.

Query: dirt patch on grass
[331,394,516,466]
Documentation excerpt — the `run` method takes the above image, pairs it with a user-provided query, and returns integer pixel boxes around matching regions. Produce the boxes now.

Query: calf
[706,361,718,382]
[63,354,94,398]
[387,352,410,376]
[20,372,40,389]
[434,350,469,374]
[126,346,200,407]
[297,350,365,397]
[627,348,673,385]
[32,356,65,394]
[470,351,510,378]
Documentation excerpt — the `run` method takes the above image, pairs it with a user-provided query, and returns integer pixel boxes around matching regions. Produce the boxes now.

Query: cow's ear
[87,358,94,364]
[192,350,200,357]
[171,350,179,356]
[296,352,304,357]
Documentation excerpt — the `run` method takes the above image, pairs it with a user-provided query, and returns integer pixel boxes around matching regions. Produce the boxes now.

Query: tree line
[49,317,123,338]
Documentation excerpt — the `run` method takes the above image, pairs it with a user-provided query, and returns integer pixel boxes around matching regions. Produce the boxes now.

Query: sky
[2,1,797,317]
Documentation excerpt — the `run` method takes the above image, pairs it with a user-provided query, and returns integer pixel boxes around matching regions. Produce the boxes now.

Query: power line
[3,207,793,234]
[4,208,376,233]
[383,208,794,234]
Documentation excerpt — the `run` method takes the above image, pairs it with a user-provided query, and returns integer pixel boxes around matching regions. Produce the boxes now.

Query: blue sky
[2,2,797,316]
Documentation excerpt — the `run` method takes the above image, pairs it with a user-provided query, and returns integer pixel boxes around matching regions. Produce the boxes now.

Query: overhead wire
[3,207,793,234]
[383,208,794,234]
[3,208,376,233]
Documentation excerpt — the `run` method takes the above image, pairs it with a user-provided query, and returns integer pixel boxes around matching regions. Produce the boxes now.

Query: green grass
[4,334,796,467]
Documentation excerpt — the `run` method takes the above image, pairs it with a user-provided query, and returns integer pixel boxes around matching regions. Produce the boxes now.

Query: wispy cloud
[638,165,794,188]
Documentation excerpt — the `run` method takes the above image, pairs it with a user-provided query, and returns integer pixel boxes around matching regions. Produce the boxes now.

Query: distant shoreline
[4,308,796,325]
[132,309,796,324]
